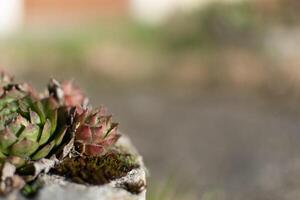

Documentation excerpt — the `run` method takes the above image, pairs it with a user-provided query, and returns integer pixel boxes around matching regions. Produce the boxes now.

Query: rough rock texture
[1,135,147,200]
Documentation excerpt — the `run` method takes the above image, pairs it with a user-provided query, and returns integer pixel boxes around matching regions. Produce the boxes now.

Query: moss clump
[51,151,139,185]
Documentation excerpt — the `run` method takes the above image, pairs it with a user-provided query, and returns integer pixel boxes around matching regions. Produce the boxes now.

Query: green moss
[51,151,139,185]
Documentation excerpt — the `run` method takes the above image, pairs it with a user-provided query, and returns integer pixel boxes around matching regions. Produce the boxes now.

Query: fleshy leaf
[31,141,55,160]
[10,138,39,158]
[75,125,92,142]
[0,128,17,152]
[33,101,46,124]
[18,125,40,142]
[102,133,121,148]
[38,119,51,145]
[85,144,104,156]
[49,109,57,134]
[30,110,41,125]
[54,126,67,146]
[6,156,26,168]
[104,122,118,138]
[7,119,23,135]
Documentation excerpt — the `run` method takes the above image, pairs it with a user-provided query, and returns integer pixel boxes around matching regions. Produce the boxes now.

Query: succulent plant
[0,84,67,164]
[47,79,120,156]
[48,79,87,108]
[74,107,121,156]
[0,71,128,196]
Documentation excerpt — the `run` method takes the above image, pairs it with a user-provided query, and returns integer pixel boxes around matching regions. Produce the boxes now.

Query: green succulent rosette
[0,84,67,165]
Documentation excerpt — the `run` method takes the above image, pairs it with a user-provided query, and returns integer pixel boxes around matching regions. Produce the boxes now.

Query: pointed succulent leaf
[6,156,26,168]
[29,110,41,125]
[10,138,39,158]
[32,101,46,124]
[104,122,118,138]
[15,115,30,127]
[7,122,21,136]
[86,113,100,126]
[85,144,105,156]
[105,115,113,124]
[49,109,57,135]
[31,141,55,161]
[102,133,121,148]
[18,96,33,115]
[42,97,58,112]
[6,114,27,134]
[99,116,112,135]
[75,125,92,142]
[18,124,40,142]
[54,126,67,146]
[38,119,52,145]
[91,126,104,143]
[74,110,89,125]
[0,128,17,152]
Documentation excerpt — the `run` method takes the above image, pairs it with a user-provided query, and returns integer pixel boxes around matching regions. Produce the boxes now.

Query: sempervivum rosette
[47,79,121,156]
[73,107,120,156]
[0,83,67,165]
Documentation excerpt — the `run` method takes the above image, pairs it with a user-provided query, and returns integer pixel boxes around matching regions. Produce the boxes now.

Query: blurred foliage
[161,0,300,52]
[266,0,300,25]
[3,0,300,57]
[162,2,261,51]
[1,0,300,95]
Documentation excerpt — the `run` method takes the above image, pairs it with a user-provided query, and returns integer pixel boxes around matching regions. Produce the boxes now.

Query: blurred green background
[2,0,300,199]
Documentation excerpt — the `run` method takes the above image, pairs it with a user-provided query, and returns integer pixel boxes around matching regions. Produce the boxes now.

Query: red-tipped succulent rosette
[47,79,121,156]
[60,80,87,108]
[74,107,120,156]
[48,79,88,108]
